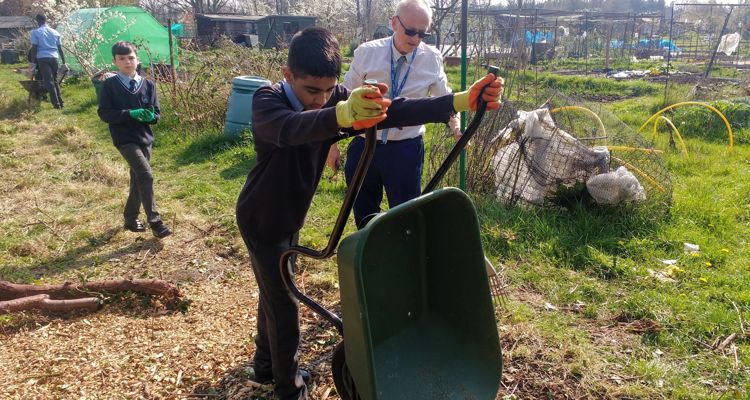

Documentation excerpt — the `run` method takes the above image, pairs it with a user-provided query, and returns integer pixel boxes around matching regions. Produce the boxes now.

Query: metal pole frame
[459,0,468,190]
[664,3,674,105]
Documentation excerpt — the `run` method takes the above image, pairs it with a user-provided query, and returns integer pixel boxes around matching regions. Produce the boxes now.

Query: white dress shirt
[343,37,453,141]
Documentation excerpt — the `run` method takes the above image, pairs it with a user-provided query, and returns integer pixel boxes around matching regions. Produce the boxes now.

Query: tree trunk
[0,294,101,314]
[0,279,180,301]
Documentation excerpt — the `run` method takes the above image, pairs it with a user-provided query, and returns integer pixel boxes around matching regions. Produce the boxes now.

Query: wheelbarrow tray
[337,187,502,400]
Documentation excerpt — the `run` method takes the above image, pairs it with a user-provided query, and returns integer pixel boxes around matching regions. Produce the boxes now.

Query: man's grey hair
[395,0,433,24]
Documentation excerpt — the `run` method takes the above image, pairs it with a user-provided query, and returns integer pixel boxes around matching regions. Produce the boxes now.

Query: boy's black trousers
[239,229,308,400]
[117,143,161,225]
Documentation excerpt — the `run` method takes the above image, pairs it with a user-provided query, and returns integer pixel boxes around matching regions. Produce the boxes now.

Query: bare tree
[275,0,289,14]
[432,0,460,48]
[356,0,374,42]
[292,0,357,37]
[177,0,232,15]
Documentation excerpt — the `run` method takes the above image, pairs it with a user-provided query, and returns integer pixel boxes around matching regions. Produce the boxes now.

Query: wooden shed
[0,16,35,42]
[195,14,315,49]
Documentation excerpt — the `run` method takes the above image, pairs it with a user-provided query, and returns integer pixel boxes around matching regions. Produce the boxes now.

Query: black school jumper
[236,82,455,400]
[98,76,163,224]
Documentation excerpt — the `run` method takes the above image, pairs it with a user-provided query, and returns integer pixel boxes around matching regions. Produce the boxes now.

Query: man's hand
[449,114,461,141]
[336,84,392,129]
[326,144,341,174]
[452,73,504,113]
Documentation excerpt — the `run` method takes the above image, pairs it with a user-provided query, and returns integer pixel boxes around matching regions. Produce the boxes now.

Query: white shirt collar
[281,79,305,112]
[116,72,143,92]
[391,36,418,64]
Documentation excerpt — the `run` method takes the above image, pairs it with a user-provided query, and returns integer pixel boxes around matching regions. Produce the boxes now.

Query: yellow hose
[551,106,607,145]
[611,156,666,193]
[652,116,689,158]
[607,146,663,155]
[639,101,733,152]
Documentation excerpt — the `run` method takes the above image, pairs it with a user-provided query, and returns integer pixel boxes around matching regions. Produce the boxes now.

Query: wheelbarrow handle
[280,121,380,334]
[422,65,500,195]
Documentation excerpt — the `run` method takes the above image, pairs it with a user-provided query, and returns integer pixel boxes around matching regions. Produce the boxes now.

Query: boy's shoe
[246,365,273,384]
[123,219,146,232]
[246,367,310,385]
[150,221,172,238]
[300,368,311,384]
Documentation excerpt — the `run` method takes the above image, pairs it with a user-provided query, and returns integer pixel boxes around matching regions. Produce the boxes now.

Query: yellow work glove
[452,73,504,113]
[336,84,392,129]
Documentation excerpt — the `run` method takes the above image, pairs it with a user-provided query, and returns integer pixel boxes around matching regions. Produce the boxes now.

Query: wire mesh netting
[425,90,672,214]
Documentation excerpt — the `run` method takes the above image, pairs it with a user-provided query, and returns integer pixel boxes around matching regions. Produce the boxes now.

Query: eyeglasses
[395,16,431,39]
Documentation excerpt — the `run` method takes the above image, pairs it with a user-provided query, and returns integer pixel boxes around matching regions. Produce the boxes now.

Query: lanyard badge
[389,37,417,99]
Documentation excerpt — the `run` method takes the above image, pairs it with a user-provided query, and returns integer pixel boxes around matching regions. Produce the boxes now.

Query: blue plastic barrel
[224,76,272,137]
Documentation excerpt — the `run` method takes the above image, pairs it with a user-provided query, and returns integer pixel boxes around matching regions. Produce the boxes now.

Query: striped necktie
[382,55,407,143]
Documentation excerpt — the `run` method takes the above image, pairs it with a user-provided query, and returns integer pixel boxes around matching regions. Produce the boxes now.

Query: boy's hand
[129,108,146,121]
[129,108,156,123]
[452,73,504,113]
[129,108,150,122]
[141,108,156,123]
[326,144,341,174]
[336,85,392,129]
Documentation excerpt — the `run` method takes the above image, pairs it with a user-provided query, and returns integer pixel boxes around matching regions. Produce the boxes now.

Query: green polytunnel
[58,6,178,73]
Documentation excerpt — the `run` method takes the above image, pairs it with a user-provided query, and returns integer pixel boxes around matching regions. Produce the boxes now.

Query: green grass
[2,60,750,398]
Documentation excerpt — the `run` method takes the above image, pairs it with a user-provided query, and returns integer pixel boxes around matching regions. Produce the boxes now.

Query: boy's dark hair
[287,27,341,78]
[112,41,138,57]
[35,14,46,25]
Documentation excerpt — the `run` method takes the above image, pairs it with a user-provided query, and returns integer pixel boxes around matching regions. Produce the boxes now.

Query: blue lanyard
[389,37,417,99]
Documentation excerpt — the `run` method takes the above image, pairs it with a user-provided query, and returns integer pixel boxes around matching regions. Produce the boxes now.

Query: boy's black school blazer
[98,76,160,148]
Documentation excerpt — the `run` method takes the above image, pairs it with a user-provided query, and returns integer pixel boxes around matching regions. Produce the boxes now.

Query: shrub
[156,38,285,135]
[672,99,750,142]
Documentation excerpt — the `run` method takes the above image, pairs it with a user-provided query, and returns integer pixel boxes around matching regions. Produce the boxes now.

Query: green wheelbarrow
[280,67,502,399]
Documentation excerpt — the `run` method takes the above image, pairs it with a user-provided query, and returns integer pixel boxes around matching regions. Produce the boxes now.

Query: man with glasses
[333,0,460,228]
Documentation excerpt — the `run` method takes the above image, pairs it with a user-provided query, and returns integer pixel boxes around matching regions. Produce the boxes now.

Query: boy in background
[98,41,172,239]
[236,27,502,400]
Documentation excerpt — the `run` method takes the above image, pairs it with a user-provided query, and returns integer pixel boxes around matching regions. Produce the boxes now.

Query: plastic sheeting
[717,32,741,56]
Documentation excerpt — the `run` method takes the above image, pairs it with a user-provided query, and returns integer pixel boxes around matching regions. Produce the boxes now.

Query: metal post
[553,17,559,51]
[168,18,176,98]
[459,0,468,190]
[628,15,636,65]
[664,4,674,104]
[705,6,734,78]
[605,23,614,70]
[735,22,742,77]
[584,12,588,76]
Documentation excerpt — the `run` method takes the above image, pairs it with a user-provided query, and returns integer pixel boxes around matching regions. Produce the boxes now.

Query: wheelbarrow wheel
[331,341,360,400]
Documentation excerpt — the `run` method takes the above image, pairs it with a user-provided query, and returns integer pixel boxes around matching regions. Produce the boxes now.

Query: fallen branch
[0,294,101,314]
[716,333,737,352]
[0,279,180,301]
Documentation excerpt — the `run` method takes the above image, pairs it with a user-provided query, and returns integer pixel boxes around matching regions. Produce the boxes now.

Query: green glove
[128,108,156,123]
[141,108,155,123]
[129,108,146,120]
[335,86,388,128]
